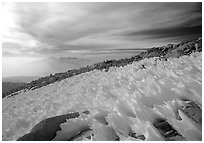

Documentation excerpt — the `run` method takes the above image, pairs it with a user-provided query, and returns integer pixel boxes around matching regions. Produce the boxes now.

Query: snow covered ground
[2,52,202,141]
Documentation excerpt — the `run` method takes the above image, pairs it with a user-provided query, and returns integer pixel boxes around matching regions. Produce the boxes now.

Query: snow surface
[2,52,202,141]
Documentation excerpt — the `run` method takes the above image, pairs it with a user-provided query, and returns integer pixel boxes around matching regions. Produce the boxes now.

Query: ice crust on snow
[2,52,202,141]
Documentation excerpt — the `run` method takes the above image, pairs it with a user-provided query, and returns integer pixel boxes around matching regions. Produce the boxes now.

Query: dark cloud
[194,2,202,13]
[125,25,202,42]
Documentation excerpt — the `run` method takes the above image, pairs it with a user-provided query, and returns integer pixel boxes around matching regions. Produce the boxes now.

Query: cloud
[124,25,202,42]
[2,2,202,58]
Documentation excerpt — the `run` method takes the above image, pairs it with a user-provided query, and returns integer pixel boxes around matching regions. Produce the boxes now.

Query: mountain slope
[2,52,202,141]
[2,38,202,141]
[3,38,202,98]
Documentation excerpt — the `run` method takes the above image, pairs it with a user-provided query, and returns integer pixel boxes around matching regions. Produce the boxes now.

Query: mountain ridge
[3,37,202,98]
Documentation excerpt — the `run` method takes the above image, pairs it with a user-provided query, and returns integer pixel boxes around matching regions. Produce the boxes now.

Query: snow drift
[2,52,202,141]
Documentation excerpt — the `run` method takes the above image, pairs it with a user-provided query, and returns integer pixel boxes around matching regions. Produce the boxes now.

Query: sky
[2,2,202,77]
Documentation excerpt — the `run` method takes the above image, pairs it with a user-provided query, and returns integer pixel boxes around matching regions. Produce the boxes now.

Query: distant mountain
[2,76,39,83]
[13,57,96,77]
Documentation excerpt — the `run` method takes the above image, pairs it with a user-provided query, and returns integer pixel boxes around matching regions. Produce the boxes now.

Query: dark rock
[181,101,202,125]
[17,112,80,141]
[131,133,146,140]
[153,118,184,141]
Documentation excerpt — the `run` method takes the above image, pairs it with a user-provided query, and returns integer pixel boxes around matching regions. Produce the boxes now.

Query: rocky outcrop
[153,118,185,141]
[17,112,80,141]
[180,101,202,125]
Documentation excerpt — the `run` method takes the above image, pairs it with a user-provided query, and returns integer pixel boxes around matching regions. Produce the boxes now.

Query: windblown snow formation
[2,52,202,141]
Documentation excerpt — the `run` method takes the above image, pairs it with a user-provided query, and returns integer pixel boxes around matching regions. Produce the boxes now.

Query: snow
[2,52,202,141]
